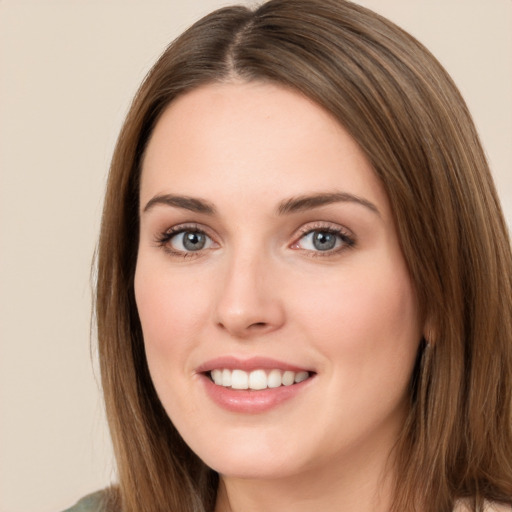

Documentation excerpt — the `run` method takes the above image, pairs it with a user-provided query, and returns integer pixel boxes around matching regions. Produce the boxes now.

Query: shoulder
[454,499,512,512]
[61,491,108,512]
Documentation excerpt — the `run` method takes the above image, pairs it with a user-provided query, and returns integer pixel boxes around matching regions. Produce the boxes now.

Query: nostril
[249,322,267,329]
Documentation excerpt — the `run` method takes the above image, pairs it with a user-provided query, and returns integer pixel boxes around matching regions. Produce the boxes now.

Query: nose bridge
[214,239,284,337]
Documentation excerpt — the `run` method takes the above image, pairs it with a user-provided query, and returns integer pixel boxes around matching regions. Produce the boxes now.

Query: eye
[303,231,339,251]
[156,225,217,256]
[171,231,212,252]
[292,226,355,255]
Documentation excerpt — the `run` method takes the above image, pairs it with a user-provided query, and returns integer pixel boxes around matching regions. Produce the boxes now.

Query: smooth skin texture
[135,82,423,512]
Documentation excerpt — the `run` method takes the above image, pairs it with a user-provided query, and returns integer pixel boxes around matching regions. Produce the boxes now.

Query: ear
[423,317,436,346]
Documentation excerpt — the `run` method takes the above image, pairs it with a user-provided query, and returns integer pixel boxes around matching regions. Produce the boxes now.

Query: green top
[62,491,512,512]
[62,491,106,512]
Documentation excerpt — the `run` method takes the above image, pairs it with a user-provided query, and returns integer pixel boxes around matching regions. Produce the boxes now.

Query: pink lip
[199,374,314,414]
[196,356,311,373]
[196,356,315,414]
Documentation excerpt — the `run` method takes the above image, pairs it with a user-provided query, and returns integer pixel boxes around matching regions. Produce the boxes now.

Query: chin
[184,430,309,480]
[207,456,303,481]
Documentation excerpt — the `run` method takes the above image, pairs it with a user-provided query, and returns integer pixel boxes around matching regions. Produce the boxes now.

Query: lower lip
[200,374,314,414]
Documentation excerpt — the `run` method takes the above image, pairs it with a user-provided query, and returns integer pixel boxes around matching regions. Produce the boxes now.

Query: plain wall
[0,1,510,511]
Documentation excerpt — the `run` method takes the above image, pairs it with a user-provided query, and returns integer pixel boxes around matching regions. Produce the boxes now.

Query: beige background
[0,1,510,511]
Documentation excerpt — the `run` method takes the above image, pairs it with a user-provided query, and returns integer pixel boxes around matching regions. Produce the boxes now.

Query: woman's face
[135,81,422,481]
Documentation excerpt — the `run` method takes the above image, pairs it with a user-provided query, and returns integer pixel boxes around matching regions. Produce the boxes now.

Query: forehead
[140,81,389,216]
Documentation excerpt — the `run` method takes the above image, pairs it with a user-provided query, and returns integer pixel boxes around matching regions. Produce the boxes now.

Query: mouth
[197,356,316,412]
[208,368,311,390]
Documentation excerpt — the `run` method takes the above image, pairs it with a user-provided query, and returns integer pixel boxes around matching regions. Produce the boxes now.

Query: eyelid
[154,222,219,257]
[153,220,355,258]
[290,221,356,255]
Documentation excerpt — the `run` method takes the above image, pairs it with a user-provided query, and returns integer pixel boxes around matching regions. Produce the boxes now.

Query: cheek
[135,258,207,342]
[134,259,212,382]
[291,261,421,445]
[134,260,212,421]
[292,255,420,376]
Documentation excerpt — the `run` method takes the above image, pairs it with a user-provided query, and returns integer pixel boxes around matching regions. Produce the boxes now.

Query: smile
[210,368,310,390]
[197,357,315,412]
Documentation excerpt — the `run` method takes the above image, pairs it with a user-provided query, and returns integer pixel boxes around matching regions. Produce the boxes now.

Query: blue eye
[169,230,213,252]
[155,225,216,256]
[296,228,354,253]
[310,231,337,251]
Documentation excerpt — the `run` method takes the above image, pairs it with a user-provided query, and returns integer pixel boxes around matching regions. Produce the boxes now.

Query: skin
[135,81,423,512]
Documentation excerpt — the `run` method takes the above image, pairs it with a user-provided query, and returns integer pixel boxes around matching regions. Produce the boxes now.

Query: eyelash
[292,223,356,258]
[154,222,356,259]
[154,223,213,258]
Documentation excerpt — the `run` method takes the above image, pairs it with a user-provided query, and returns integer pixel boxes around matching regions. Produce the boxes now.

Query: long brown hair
[96,1,512,511]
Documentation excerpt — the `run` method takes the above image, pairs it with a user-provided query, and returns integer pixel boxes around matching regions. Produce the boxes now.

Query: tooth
[249,369,267,390]
[222,369,232,387]
[231,369,249,389]
[267,369,282,388]
[294,371,309,383]
[212,367,309,389]
[282,370,295,386]
[211,369,222,385]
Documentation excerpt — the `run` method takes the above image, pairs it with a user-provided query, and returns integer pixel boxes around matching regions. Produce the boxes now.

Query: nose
[213,250,285,339]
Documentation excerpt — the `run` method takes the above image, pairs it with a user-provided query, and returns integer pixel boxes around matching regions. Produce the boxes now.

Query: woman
[67,0,512,511]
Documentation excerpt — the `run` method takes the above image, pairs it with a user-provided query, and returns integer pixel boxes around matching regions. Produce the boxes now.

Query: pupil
[183,232,206,251]
[313,231,336,251]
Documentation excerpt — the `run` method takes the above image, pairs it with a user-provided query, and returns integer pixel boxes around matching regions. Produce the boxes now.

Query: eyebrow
[142,191,380,217]
[277,192,380,216]
[143,194,216,214]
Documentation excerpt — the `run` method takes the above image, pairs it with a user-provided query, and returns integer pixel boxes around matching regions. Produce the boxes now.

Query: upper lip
[196,356,313,374]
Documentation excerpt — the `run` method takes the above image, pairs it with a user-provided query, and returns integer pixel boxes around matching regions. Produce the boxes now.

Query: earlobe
[423,319,436,347]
